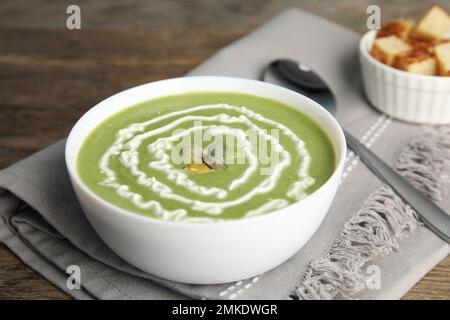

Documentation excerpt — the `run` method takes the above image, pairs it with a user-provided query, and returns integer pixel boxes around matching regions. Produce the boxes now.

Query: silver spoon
[263,58,450,243]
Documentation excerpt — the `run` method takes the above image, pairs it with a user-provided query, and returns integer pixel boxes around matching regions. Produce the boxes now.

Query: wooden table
[0,0,448,299]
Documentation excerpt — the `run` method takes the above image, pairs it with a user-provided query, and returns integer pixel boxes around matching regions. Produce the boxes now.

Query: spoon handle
[344,130,450,243]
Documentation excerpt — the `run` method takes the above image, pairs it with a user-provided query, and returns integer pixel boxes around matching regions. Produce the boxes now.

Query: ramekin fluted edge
[359,31,450,124]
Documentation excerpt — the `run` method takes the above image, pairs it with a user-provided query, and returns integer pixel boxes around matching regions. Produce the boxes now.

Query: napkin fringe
[291,126,450,300]
[395,126,450,202]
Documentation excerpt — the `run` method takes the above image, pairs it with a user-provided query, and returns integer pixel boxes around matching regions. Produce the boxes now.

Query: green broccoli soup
[77,92,335,222]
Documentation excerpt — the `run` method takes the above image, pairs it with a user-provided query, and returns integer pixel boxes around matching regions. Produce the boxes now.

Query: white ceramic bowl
[65,76,346,284]
[359,30,450,124]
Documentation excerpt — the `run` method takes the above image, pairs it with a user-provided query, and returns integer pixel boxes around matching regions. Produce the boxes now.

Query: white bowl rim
[359,30,450,82]
[65,76,346,227]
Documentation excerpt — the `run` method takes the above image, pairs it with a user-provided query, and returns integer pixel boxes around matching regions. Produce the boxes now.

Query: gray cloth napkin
[0,8,448,300]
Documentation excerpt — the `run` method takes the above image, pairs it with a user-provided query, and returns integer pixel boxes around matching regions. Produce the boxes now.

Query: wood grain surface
[0,0,448,300]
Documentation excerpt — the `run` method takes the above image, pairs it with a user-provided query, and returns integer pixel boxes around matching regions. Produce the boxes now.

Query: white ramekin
[65,76,346,284]
[359,30,450,124]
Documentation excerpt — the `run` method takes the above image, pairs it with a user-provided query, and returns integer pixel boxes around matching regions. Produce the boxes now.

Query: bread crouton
[371,36,412,66]
[410,6,450,41]
[407,38,435,54]
[435,42,450,76]
[394,50,437,75]
[377,20,412,40]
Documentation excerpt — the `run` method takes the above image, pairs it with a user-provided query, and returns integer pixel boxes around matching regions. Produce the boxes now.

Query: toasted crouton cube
[435,42,450,76]
[394,49,437,75]
[377,20,412,40]
[407,38,435,54]
[410,6,450,41]
[371,36,412,65]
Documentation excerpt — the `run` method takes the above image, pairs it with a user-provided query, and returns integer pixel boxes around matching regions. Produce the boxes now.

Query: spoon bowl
[263,59,337,116]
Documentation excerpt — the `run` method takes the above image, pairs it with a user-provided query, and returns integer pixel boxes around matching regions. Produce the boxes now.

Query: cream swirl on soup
[77,93,335,222]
